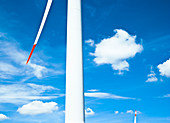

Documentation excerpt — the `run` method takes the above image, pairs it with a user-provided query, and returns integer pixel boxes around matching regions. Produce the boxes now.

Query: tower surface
[65,0,85,122]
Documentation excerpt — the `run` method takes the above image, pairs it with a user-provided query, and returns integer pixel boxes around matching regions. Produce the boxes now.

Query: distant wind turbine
[26,0,85,122]
[134,110,137,123]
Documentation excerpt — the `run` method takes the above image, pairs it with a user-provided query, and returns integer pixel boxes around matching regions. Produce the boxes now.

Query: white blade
[26,0,52,64]
[34,0,53,45]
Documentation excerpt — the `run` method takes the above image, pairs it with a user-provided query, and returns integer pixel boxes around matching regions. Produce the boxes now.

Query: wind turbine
[26,0,85,123]
[134,110,137,123]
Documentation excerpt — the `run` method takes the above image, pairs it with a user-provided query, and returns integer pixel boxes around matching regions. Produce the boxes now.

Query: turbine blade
[34,0,53,45]
[26,0,53,64]
[26,44,36,64]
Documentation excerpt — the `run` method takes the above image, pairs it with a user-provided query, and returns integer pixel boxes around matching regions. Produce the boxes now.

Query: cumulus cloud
[17,101,59,115]
[85,108,95,116]
[146,66,158,82]
[157,59,170,77]
[0,114,9,121]
[0,83,62,104]
[85,39,94,47]
[90,29,143,74]
[85,92,135,100]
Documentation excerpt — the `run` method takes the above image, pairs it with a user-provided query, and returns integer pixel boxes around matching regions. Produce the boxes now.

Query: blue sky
[0,0,170,122]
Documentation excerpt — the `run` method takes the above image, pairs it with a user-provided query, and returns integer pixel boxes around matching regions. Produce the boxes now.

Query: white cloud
[0,62,20,79]
[0,40,46,79]
[85,108,95,116]
[17,101,58,115]
[113,110,141,115]
[114,111,119,114]
[0,36,64,79]
[126,110,133,114]
[85,92,135,100]
[0,62,18,74]
[0,73,8,79]
[0,40,26,63]
[0,114,9,121]
[91,29,143,74]
[28,63,47,78]
[146,77,158,82]
[0,83,62,104]
[85,39,94,47]
[146,66,158,82]
[158,59,170,77]
[87,89,99,92]
[136,111,142,114]
[27,83,58,91]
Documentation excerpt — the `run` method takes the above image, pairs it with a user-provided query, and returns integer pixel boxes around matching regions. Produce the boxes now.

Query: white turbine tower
[65,0,85,122]
[134,110,137,123]
[26,0,85,122]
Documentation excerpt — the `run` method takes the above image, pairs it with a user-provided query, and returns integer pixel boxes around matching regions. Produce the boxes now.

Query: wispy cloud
[85,39,95,47]
[87,89,99,92]
[28,63,47,78]
[0,33,64,79]
[113,110,141,115]
[90,29,143,74]
[0,83,63,104]
[126,110,133,114]
[126,110,141,114]
[0,62,20,79]
[85,92,136,100]
[17,101,59,115]
[162,94,170,98]
[136,111,142,114]
[146,66,158,82]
